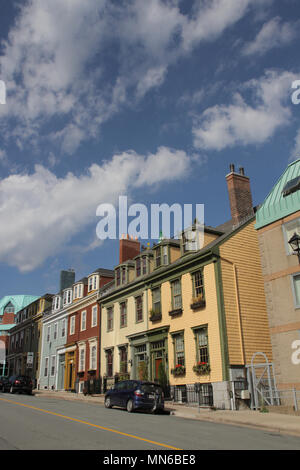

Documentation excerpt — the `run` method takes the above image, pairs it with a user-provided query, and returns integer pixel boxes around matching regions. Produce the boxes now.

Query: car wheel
[126,399,134,413]
[105,397,112,409]
[10,386,15,394]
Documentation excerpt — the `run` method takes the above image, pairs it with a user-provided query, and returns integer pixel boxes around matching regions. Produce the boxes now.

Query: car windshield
[140,383,162,394]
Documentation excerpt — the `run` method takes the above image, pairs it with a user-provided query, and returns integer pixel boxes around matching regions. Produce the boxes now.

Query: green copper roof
[0,295,39,316]
[255,159,300,230]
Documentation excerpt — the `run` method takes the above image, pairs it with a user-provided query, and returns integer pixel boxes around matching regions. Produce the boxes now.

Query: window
[152,287,161,314]
[50,356,56,376]
[54,323,58,340]
[4,302,14,314]
[90,344,97,370]
[61,319,66,337]
[91,305,98,327]
[93,276,97,290]
[120,302,127,328]
[192,270,205,299]
[292,274,300,308]
[47,326,51,342]
[142,256,147,275]
[63,291,68,305]
[74,285,78,298]
[155,248,161,268]
[136,258,141,277]
[182,227,199,253]
[79,346,86,372]
[70,316,75,335]
[119,346,128,373]
[171,279,182,309]
[116,268,120,286]
[107,307,114,331]
[81,311,87,331]
[121,267,126,284]
[44,357,49,377]
[67,290,71,304]
[88,276,93,292]
[283,218,300,254]
[106,349,113,377]
[55,297,60,310]
[163,245,168,265]
[136,295,143,323]
[195,327,209,364]
[174,334,185,366]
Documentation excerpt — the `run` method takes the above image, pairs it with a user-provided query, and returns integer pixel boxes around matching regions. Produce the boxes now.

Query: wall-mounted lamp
[288,232,300,263]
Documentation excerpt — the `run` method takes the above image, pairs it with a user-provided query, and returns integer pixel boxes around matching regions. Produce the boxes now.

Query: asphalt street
[0,393,300,450]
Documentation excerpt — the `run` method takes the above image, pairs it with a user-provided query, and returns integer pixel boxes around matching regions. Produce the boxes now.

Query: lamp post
[288,232,300,263]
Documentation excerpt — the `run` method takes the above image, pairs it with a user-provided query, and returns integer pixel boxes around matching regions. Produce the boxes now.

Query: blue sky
[0,0,299,298]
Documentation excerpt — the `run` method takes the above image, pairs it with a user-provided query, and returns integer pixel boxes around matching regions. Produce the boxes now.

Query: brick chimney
[226,164,254,226]
[119,235,140,264]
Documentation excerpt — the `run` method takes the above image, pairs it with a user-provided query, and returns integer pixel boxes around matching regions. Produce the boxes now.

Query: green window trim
[170,278,182,310]
[191,269,205,302]
[119,301,128,328]
[192,324,209,364]
[171,331,185,368]
[151,286,161,315]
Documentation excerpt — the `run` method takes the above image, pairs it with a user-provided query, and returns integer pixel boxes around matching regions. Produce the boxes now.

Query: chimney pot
[230,163,235,173]
[239,167,245,176]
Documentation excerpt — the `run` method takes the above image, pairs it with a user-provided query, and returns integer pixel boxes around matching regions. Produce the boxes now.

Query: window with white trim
[47,326,51,342]
[44,357,49,377]
[61,319,66,338]
[90,343,97,370]
[54,323,58,340]
[91,305,98,327]
[70,316,75,335]
[79,346,86,372]
[81,311,87,331]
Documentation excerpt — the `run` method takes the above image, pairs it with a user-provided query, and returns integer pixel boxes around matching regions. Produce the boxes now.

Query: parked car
[0,376,9,391]
[104,380,164,413]
[2,375,33,395]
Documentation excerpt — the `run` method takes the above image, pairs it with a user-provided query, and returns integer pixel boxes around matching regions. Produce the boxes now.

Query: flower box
[168,308,182,317]
[193,362,210,375]
[171,365,186,376]
[190,299,206,310]
[149,310,162,321]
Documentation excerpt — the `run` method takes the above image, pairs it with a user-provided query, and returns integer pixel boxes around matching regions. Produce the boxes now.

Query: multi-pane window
[47,326,51,342]
[171,279,182,309]
[74,285,78,299]
[79,347,85,371]
[55,296,60,310]
[193,270,205,298]
[196,327,209,363]
[152,288,161,313]
[54,323,58,340]
[107,349,113,377]
[107,307,113,331]
[174,335,185,366]
[67,290,72,304]
[50,356,56,376]
[70,316,75,335]
[136,296,143,322]
[81,311,87,331]
[88,276,93,292]
[91,305,98,327]
[120,302,127,328]
[44,357,49,377]
[90,344,97,370]
[136,258,141,277]
[121,268,126,284]
[119,347,128,373]
[93,276,97,290]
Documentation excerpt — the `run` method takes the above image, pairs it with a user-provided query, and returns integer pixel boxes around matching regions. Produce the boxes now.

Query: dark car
[2,375,33,395]
[0,376,9,391]
[104,380,164,413]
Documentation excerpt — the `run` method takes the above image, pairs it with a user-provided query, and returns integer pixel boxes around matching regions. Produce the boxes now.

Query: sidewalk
[33,390,300,438]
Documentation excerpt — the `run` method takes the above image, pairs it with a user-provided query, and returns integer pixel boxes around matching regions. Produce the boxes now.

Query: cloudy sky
[0,0,299,297]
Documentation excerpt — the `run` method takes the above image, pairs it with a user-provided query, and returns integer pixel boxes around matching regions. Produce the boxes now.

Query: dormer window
[155,247,161,267]
[63,290,72,305]
[136,258,141,277]
[116,268,120,286]
[121,267,126,284]
[54,296,60,310]
[155,245,169,268]
[142,256,147,275]
[88,275,98,293]
[74,283,83,299]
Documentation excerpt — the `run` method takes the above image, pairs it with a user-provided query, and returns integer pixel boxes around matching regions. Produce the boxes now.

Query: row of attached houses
[5,161,300,409]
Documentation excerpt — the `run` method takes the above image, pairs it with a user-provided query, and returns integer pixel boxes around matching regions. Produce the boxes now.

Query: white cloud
[242,17,298,56]
[0,0,273,155]
[0,146,192,271]
[192,70,297,151]
[290,128,300,162]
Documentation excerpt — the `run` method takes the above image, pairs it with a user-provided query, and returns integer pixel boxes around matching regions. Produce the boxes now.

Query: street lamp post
[288,232,300,263]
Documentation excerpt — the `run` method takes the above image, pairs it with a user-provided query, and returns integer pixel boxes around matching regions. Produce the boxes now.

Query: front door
[68,363,73,389]
[58,359,65,390]
[155,358,162,381]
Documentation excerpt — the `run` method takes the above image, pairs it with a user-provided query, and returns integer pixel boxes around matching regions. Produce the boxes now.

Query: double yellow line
[0,396,181,450]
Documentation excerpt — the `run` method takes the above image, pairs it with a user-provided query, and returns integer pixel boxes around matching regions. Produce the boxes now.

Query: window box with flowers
[171,364,186,376]
[190,293,206,310]
[193,362,210,375]
[149,309,162,322]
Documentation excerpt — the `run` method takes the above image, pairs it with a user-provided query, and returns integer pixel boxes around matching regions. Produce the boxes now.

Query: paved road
[0,393,299,450]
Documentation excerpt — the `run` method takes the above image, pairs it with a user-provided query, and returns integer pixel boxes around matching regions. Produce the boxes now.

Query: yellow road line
[0,397,181,450]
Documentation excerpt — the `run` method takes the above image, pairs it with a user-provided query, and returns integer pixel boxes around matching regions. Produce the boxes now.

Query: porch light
[288,232,300,263]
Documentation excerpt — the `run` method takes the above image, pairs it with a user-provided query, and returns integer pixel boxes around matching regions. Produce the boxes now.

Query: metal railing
[171,383,213,407]
[261,388,300,412]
